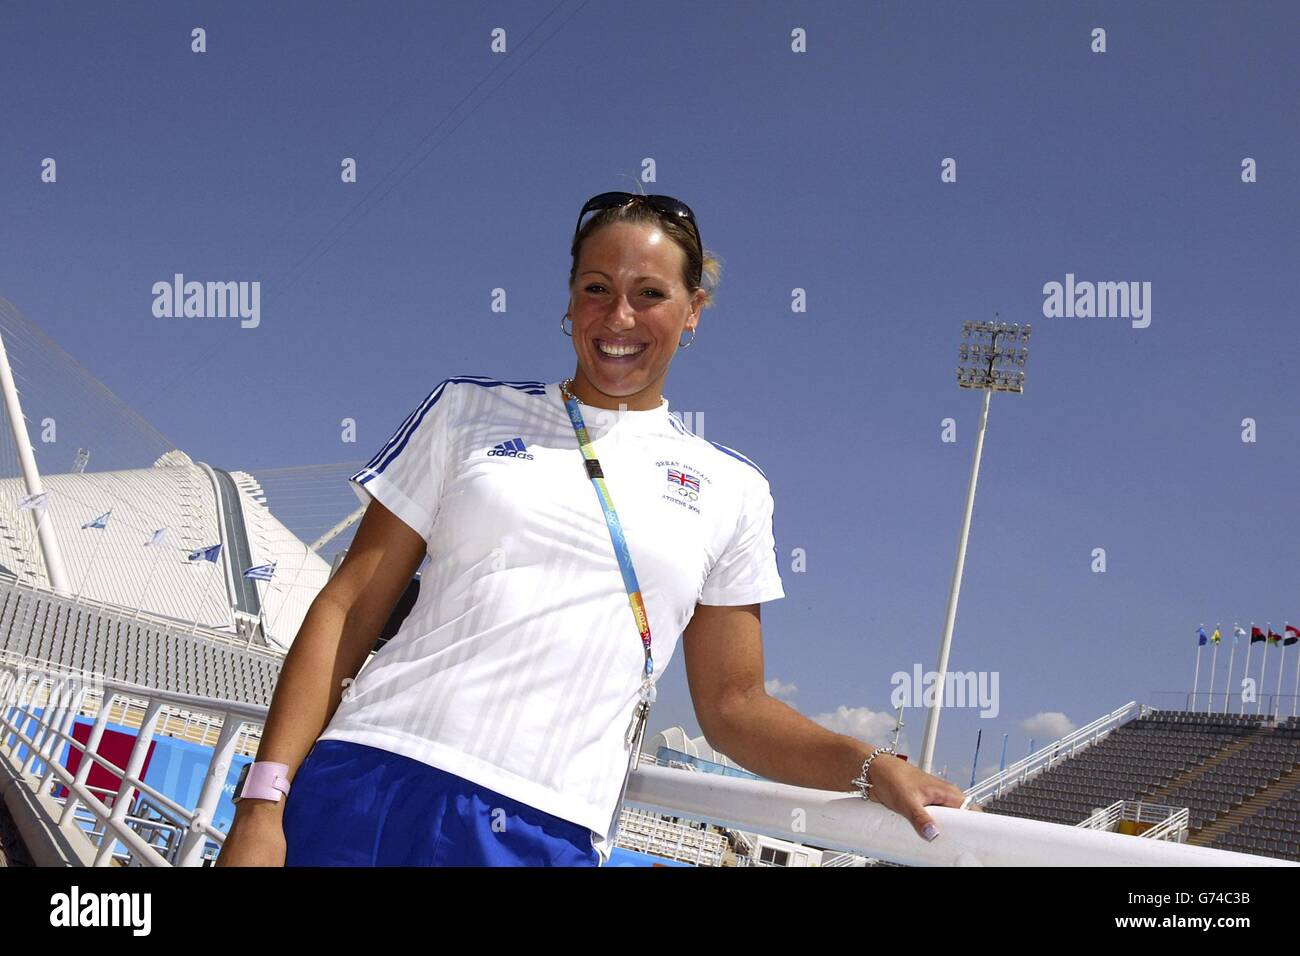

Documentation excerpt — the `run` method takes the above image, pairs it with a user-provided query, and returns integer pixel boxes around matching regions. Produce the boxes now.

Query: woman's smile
[593,338,650,362]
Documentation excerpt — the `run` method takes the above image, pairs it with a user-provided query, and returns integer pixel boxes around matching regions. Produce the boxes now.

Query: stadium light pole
[918,318,1031,775]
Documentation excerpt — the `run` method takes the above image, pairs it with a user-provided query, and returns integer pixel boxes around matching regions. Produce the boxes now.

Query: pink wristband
[234,761,291,803]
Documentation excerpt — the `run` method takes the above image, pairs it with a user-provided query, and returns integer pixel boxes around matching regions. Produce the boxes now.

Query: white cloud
[811,704,900,749]
[1020,711,1075,742]
[765,677,798,700]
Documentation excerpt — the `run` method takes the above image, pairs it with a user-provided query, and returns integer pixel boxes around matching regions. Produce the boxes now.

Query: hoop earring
[678,326,696,349]
[560,312,573,336]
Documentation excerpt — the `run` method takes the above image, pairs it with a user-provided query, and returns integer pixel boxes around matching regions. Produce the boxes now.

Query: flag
[1251,627,1266,644]
[16,491,49,511]
[1197,626,1208,646]
[1210,628,1221,644]
[1267,629,1282,646]
[666,468,701,492]
[1285,625,1299,647]
[243,562,276,581]
[187,543,222,562]
[1233,625,1247,644]
[144,529,168,547]
[80,510,111,530]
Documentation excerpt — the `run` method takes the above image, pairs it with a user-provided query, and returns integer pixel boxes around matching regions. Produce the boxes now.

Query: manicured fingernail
[922,823,939,842]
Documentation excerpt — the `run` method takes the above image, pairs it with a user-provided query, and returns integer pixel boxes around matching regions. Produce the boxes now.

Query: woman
[216,191,969,867]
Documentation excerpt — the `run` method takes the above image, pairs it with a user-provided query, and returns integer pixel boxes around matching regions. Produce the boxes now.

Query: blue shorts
[282,739,601,867]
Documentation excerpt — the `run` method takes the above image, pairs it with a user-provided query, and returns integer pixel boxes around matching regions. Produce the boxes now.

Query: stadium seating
[0,579,281,710]
[984,709,1300,861]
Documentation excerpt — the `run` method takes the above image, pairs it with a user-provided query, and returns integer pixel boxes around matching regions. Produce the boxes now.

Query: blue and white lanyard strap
[559,381,657,769]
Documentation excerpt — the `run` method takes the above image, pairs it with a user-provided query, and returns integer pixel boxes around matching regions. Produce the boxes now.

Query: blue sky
[2,1,1298,784]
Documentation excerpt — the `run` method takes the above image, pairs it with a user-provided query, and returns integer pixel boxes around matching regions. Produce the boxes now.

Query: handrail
[623,763,1289,866]
[0,660,267,865]
[0,705,172,866]
[1076,799,1189,843]
[965,700,1144,804]
[2,657,1293,867]
[1,658,271,724]
[1078,800,1124,830]
[1143,808,1190,842]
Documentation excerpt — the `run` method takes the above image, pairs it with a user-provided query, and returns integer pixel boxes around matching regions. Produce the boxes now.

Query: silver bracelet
[850,746,896,799]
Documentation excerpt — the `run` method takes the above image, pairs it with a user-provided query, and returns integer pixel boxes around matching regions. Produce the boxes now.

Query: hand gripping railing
[2,659,1292,867]
[622,763,1290,866]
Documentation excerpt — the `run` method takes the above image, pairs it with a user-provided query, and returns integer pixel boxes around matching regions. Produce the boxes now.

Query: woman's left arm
[682,602,977,843]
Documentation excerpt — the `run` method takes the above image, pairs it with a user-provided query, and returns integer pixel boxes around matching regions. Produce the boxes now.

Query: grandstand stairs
[1141,725,1271,804]
[1188,763,1300,847]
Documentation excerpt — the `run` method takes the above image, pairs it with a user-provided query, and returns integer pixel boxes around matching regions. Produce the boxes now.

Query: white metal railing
[1165,690,1298,722]
[1143,807,1191,842]
[1076,799,1189,842]
[965,700,1148,804]
[819,850,866,867]
[1077,800,1125,831]
[2,656,1294,867]
[614,807,725,866]
[0,658,269,867]
[0,576,285,662]
[623,762,1291,866]
[732,830,758,856]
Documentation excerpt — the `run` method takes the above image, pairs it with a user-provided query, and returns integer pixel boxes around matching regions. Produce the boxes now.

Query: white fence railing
[1143,807,1191,842]
[1,659,268,866]
[623,762,1288,867]
[1077,799,1189,842]
[1078,799,1125,831]
[965,700,1148,805]
[819,850,865,867]
[2,657,1291,868]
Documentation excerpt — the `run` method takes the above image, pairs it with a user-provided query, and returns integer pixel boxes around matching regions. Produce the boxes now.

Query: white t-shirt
[321,374,785,863]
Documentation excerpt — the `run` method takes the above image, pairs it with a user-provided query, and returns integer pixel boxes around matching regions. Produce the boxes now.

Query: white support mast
[0,322,72,593]
[309,502,367,553]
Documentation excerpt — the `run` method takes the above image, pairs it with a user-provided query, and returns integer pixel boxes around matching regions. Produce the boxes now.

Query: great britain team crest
[658,460,710,514]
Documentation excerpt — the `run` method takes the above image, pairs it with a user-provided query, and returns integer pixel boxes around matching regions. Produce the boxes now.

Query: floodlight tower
[918,318,1031,774]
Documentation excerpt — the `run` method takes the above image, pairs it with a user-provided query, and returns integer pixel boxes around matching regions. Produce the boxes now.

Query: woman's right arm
[214,498,429,866]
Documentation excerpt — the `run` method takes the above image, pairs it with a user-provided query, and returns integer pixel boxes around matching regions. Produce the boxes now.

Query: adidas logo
[487,437,534,460]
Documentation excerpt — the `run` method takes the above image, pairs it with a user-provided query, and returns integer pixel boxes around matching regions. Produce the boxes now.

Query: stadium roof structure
[0,450,329,651]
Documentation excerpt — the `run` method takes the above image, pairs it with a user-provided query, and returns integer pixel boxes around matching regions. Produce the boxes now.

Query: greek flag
[187,543,223,563]
[16,491,49,511]
[81,510,112,530]
[243,562,276,581]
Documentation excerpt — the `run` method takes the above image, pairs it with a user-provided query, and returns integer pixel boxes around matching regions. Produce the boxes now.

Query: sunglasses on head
[573,192,701,254]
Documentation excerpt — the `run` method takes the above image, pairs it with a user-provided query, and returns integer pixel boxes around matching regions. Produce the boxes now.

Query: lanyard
[559,382,657,771]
